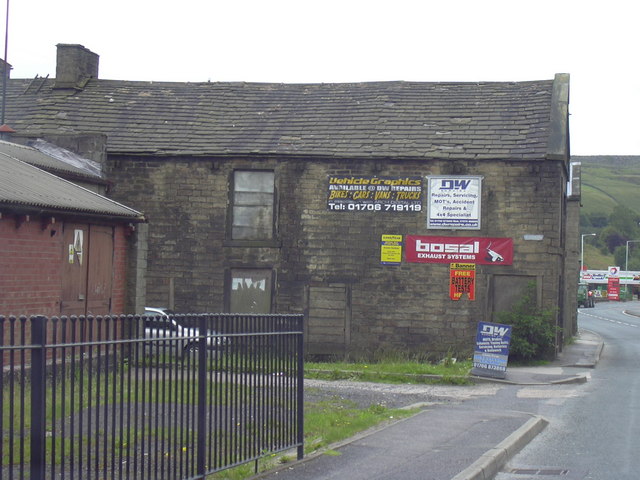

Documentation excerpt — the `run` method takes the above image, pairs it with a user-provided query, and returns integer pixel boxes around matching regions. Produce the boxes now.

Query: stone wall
[107,155,572,357]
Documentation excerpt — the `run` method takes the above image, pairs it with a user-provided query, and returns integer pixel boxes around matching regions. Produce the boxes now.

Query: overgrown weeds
[494,281,558,362]
[305,352,472,385]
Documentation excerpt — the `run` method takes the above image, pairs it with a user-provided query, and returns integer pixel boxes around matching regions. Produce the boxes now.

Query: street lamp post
[581,233,597,276]
[625,240,640,271]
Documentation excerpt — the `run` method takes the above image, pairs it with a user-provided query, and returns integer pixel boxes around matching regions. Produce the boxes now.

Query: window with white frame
[230,170,275,240]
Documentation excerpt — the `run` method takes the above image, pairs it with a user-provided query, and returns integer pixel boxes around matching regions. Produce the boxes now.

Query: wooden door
[306,284,350,356]
[86,225,114,316]
[60,223,115,317]
[60,224,89,316]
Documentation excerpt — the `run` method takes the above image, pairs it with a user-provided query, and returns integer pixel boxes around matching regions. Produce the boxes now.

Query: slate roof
[4,76,567,160]
[0,150,144,220]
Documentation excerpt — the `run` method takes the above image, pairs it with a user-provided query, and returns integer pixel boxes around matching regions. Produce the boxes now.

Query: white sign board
[427,176,482,230]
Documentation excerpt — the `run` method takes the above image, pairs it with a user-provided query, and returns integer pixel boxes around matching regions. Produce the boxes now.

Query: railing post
[296,315,304,461]
[196,314,207,477]
[30,315,47,480]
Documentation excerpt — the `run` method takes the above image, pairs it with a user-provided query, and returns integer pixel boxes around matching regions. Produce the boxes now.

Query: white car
[143,307,224,357]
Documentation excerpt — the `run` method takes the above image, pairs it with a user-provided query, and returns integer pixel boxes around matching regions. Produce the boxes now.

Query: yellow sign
[381,235,403,265]
[450,263,476,270]
[382,235,403,243]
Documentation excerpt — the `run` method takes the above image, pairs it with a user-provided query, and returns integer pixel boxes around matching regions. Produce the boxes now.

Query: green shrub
[495,283,558,362]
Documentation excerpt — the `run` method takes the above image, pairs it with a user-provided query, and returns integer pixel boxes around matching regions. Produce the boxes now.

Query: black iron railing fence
[0,313,304,480]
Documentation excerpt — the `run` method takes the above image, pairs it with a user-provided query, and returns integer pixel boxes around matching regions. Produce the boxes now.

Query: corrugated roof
[4,78,558,160]
[0,139,104,180]
[0,152,144,220]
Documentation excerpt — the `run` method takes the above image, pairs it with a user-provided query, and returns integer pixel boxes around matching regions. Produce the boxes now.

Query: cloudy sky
[5,0,639,155]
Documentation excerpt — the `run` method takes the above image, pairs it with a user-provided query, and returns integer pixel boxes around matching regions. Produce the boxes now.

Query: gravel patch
[303,379,501,409]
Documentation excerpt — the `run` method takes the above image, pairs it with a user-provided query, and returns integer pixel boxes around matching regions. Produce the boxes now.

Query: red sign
[406,236,513,265]
[608,277,620,301]
[450,263,476,300]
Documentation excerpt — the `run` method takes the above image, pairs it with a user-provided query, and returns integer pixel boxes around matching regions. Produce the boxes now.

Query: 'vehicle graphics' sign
[327,175,423,212]
[405,236,513,265]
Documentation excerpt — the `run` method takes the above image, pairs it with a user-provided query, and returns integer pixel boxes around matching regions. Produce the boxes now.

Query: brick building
[0,140,144,318]
[3,44,580,357]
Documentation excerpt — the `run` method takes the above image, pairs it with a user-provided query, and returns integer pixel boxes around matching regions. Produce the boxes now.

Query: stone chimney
[0,58,11,79]
[54,44,99,89]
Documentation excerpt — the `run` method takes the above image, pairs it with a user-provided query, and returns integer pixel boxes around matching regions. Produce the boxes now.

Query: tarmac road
[496,302,640,480]
[254,319,606,480]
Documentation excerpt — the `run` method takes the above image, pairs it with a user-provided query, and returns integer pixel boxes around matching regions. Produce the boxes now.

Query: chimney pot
[0,124,16,141]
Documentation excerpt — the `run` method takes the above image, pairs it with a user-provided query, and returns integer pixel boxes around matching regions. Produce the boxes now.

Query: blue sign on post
[471,321,512,379]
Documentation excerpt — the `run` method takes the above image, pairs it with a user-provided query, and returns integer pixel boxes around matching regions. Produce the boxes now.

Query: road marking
[579,310,638,328]
[517,388,582,399]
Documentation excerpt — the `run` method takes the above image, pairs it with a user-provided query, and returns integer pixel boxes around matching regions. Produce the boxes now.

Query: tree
[599,226,627,254]
[626,244,640,271]
[614,245,627,268]
[580,203,640,267]
[584,212,608,229]
[609,205,640,240]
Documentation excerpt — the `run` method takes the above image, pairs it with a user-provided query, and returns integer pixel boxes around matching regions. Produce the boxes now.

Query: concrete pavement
[471,328,603,387]
[253,328,604,480]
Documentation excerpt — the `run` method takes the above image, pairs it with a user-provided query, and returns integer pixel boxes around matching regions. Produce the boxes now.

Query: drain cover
[509,468,569,476]
[506,466,589,479]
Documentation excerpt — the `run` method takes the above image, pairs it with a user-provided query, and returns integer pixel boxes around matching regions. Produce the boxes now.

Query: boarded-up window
[231,171,275,240]
[229,269,272,314]
[491,275,538,319]
[307,285,350,356]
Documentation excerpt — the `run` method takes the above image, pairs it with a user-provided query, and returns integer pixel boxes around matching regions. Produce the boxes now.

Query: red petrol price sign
[608,276,620,301]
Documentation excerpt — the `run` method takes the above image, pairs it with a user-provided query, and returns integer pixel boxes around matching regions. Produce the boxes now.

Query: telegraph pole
[1,0,9,126]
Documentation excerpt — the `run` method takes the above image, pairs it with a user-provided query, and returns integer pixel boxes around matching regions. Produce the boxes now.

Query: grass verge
[304,358,472,385]
[215,358,472,478]
[212,397,418,479]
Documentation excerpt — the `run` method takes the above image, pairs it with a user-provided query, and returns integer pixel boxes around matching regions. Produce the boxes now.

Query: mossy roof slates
[6,78,554,159]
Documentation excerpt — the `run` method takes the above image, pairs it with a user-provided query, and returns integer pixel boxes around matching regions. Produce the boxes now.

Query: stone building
[3,44,580,357]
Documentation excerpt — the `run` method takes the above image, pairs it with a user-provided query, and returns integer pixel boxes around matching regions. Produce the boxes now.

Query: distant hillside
[574,156,640,218]
[573,156,640,270]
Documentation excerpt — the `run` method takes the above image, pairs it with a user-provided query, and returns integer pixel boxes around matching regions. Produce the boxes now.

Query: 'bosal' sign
[405,236,513,265]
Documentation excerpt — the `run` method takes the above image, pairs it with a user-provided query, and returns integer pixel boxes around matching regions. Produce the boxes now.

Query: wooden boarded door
[61,224,89,316]
[229,269,273,314]
[60,223,114,317]
[306,284,350,356]
[86,225,114,316]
